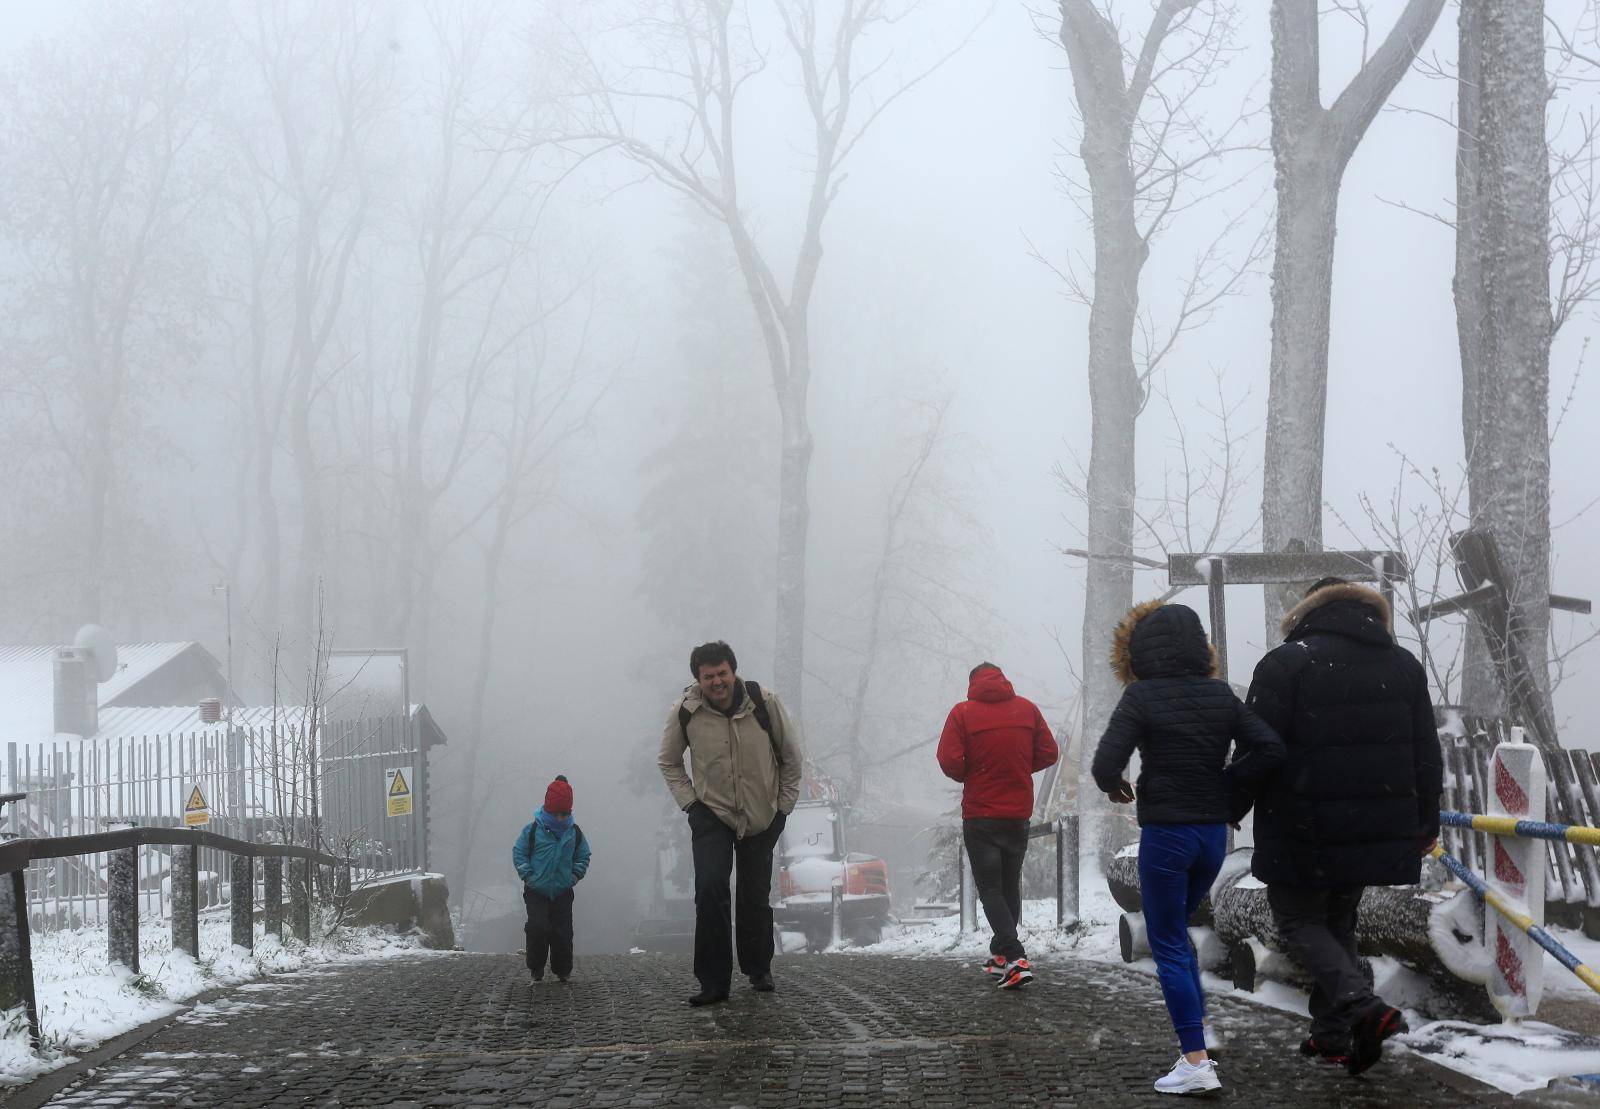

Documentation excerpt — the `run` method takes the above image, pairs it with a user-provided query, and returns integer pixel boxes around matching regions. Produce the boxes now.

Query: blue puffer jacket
[512,807,592,899]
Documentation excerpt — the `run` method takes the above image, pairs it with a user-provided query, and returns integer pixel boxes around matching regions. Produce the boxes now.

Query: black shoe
[558,975,569,983]
[530,970,543,982]
[1347,1007,1407,1076]
[749,974,775,992]
[687,989,729,1007]
[1299,1037,1349,1065]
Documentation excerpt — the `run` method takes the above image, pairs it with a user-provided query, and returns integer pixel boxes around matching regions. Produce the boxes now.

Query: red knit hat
[544,775,573,813]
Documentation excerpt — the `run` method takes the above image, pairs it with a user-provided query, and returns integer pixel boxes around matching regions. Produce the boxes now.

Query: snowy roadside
[0,914,441,1086]
[844,884,1600,1097]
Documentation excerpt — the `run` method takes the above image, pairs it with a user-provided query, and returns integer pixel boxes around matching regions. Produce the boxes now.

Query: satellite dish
[73,624,119,684]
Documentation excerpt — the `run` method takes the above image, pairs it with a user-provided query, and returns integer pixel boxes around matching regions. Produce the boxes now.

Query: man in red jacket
[937,662,1059,989]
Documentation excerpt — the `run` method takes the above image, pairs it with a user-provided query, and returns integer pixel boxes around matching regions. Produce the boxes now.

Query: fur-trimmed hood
[1280,582,1393,641]
[1110,601,1219,686]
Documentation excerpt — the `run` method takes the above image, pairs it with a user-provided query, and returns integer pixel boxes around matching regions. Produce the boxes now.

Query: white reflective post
[1487,729,1546,1019]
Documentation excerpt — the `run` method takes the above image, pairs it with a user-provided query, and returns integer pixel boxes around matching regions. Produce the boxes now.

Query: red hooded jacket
[937,667,1059,819]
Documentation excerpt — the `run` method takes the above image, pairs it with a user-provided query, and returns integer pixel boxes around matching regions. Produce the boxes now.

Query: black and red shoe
[1299,1037,1349,1066]
[996,958,1034,990]
[1347,1007,1408,1076]
[981,954,1008,977]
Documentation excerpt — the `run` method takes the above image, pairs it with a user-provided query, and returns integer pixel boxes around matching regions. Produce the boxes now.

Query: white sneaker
[1153,1057,1221,1096]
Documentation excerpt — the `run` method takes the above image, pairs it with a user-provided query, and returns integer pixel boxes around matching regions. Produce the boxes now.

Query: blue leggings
[1139,823,1227,1055]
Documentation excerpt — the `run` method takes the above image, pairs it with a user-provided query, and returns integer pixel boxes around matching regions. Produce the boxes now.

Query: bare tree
[232,0,396,648]
[449,316,607,903]
[0,1,215,627]
[1050,0,1260,855]
[384,0,555,697]
[1260,0,1446,633]
[552,0,971,721]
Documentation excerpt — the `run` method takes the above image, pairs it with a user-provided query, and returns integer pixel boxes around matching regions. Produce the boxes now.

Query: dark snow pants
[524,888,575,979]
[963,818,1030,962]
[1267,884,1382,1052]
[688,803,785,994]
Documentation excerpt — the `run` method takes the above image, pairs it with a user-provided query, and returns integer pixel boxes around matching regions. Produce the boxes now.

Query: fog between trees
[2,1,1598,947]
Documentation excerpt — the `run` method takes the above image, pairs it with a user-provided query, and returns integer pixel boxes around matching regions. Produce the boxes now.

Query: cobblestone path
[23,953,1521,1106]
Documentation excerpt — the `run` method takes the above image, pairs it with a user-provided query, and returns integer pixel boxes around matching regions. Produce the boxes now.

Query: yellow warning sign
[184,784,210,827]
[385,766,414,818]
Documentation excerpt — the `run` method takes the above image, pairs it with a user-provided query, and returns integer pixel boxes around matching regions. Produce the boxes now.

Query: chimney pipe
[53,647,98,737]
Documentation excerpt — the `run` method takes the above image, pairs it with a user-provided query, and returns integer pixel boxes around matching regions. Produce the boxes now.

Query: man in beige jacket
[658,640,803,1006]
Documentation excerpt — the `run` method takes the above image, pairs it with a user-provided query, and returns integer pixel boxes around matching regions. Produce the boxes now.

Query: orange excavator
[773,775,892,950]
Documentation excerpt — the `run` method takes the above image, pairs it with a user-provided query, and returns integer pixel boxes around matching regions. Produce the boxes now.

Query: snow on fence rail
[2,712,422,931]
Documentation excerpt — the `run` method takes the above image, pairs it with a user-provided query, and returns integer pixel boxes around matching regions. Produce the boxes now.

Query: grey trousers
[1266,884,1383,1050]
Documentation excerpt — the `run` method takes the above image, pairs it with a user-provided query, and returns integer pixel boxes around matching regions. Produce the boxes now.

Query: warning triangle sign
[388,770,410,798]
[185,785,208,812]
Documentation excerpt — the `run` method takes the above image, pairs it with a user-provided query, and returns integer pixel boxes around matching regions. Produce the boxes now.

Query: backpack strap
[743,681,782,765]
[679,681,782,765]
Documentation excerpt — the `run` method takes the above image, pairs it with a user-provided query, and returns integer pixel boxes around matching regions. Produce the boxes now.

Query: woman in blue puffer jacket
[511,775,592,982]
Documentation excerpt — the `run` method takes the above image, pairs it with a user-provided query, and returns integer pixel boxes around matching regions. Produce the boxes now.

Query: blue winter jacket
[512,807,592,899]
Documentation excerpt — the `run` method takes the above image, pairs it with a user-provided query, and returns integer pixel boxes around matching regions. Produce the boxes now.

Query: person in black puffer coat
[1092,602,1284,1096]
[1245,577,1443,1076]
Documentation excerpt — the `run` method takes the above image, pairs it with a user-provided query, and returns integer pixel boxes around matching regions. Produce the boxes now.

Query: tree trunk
[1262,0,1447,636]
[1455,0,1552,716]
[772,339,813,721]
[1060,0,1151,863]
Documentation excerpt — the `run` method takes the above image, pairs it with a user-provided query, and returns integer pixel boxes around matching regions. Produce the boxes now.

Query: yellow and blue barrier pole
[1431,843,1600,998]
[1441,809,1600,849]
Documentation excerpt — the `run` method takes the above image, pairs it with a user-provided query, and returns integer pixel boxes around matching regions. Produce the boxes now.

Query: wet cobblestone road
[21,953,1524,1106]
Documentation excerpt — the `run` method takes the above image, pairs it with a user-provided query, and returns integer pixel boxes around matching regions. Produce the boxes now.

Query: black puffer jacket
[1246,584,1443,888]
[1092,602,1285,826]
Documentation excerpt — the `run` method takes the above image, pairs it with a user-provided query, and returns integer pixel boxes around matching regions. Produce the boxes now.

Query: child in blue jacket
[512,775,592,982]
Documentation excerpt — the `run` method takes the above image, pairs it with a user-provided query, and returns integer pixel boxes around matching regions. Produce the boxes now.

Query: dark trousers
[689,804,785,992]
[963,818,1030,961]
[524,888,574,979]
[1267,884,1380,1050]
[1140,823,1227,1054]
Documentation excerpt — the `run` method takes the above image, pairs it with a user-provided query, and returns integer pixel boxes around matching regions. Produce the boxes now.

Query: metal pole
[231,854,253,951]
[1058,815,1080,928]
[830,878,844,949]
[960,844,977,933]
[1203,557,1229,682]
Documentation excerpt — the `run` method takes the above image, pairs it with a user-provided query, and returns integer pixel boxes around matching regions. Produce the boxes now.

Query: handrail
[0,827,348,875]
[1431,844,1600,999]
[1441,809,1600,849]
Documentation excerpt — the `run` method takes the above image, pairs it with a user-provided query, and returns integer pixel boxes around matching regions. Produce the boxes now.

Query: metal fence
[2,712,422,931]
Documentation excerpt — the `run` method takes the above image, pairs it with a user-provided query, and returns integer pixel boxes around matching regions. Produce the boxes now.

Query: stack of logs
[1107,847,1498,1021]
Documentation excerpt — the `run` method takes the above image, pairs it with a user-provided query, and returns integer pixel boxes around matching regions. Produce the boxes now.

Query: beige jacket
[658,680,803,839]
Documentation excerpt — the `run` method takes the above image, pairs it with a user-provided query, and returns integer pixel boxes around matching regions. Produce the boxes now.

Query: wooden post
[1202,557,1228,682]
[107,836,138,975]
[0,869,38,1047]
[231,854,253,951]
[959,845,977,933]
[171,845,199,960]
[262,856,283,937]
[289,858,311,942]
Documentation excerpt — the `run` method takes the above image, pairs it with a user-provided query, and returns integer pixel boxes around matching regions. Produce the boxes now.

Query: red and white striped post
[1487,729,1545,1019]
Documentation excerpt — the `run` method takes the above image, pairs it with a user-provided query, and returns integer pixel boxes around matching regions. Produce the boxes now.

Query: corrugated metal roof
[0,642,209,742]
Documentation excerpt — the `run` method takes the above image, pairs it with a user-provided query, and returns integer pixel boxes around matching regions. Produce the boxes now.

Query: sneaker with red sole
[996,958,1034,990]
[1347,1006,1408,1076]
[981,955,1008,976]
[1299,1037,1349,1066]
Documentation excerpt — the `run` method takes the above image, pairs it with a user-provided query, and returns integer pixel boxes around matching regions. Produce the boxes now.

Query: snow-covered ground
[847,880,1600,1097]
[0,913,439,1086]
